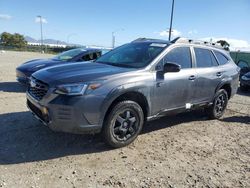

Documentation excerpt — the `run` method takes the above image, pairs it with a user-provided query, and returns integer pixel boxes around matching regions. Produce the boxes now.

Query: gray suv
[26,38,239,148]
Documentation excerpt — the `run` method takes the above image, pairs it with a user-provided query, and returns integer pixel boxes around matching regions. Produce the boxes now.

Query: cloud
[188,30,198,35]
[158,29,181,38]
[201,37,250,51]
[35,17,48,24]
[0,14,12,20]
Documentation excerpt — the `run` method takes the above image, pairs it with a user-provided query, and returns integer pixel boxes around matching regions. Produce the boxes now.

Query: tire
[207,89,228,119]
[102,100,144,148]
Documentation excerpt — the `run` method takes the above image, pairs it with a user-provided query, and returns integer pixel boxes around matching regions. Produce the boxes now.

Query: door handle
[188,75,196,81]
[156,82,164,87]
[216,72,222,77]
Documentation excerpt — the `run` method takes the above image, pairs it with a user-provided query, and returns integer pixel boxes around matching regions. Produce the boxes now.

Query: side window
[211,52,219,66]
[163,47,192,69]
[81,54,90,61]
[96,52,101,58]
[88,53,94,60]
[194,48,218,68]
[214,51,229,65]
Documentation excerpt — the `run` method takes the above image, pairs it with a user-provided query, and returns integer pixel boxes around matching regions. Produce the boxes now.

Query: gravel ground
[0,51,249,188]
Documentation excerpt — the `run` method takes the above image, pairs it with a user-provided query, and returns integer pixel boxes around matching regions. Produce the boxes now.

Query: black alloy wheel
[102,100,144,148]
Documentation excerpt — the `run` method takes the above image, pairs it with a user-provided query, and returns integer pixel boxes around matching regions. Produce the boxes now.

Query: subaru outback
[26,38,239,148]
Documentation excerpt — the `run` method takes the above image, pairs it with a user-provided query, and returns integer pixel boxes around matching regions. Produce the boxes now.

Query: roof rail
[171,37,224,49]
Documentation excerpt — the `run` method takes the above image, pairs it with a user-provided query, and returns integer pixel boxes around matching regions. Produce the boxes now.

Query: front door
[152,46,196,114]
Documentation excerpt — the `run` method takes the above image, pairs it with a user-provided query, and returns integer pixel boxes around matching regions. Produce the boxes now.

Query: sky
[0,0,250,50]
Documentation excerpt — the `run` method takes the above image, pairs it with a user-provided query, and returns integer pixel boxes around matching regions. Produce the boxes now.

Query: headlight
[241,76,250,81]
[54,82,102,96]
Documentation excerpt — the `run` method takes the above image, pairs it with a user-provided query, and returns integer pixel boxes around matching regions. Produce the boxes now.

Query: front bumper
[26,92,102,134]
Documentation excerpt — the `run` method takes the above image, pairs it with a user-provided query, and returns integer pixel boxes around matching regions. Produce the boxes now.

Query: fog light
[41,107,48,115]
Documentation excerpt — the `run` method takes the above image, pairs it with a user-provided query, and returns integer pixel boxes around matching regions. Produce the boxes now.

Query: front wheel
[207,89,228,119]
[102,101,144,148]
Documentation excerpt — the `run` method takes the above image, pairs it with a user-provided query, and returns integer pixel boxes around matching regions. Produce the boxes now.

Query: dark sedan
[240,72,250,91]
[16,48,104,84]
[237,60,250,77]
[237,60,250,91]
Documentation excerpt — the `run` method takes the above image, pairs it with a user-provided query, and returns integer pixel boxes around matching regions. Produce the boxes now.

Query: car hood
[32,62,135,86]
[17,58,65,72]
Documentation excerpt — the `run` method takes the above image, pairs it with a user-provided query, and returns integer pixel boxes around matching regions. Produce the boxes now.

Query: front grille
[28,77,48,101]
[27,100,46,122]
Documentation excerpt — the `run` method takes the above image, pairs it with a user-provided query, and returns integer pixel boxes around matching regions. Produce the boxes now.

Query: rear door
[192,47,221,104]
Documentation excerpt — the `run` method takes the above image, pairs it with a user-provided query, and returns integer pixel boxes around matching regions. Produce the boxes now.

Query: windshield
[53,48,86,61]
[238,60,249,68]
[95,42,167,68]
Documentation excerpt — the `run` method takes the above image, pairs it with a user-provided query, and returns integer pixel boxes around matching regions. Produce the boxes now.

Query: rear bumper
[26,93,102,134]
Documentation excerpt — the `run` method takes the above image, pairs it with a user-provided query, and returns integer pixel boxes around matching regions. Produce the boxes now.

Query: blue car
[16,48,105,84]
[240,72,250,91]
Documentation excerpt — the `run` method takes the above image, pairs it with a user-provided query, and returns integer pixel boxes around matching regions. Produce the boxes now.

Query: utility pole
[37,15,43,53]
[168,0,175,41]
[111,28,124,48]
[112,32,115,48]
[67,33,77,45]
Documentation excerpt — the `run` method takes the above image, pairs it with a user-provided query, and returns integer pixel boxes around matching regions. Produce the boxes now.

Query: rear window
[214,51,229,65]
[194,48,218,68]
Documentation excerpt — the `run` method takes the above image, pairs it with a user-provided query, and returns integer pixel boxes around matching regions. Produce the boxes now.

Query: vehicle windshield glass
[53,48,86,61]
[238,60,249,68]
[95,42,167,68]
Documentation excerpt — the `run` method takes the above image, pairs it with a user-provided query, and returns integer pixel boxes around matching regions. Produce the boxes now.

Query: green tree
[217,40,230,51]
[11,33,27,48]
[0,32,27,48]
[0,32,12,46]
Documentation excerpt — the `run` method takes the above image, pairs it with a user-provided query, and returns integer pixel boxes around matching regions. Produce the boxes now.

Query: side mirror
[163,62,181,73]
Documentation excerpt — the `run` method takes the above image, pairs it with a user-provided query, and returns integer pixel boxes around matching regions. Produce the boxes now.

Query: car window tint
[211,52,219,66]
[164,47,192,69]
[96,42,166,68]
[96,52,102,58]
[237,60,248,68]
[82,54,90,61]
[194,48,217,68]
[214,51,229,65]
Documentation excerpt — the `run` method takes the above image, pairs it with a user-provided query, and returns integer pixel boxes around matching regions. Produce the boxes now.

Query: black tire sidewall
[102,100,144,148]
[211,89,228,119]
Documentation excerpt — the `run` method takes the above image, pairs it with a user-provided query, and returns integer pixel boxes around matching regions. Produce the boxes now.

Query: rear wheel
[207,89,228,119]
[102,101,144,148]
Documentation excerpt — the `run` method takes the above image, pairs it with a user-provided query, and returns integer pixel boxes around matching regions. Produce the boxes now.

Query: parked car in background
[237,60,250,77]
[16,48,106,85]
[26,37,239,148]
[237,60,250,91]
[240,71,250,91]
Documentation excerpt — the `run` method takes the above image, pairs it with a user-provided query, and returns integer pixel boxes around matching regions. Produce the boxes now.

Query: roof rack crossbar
[171,37,223,49]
